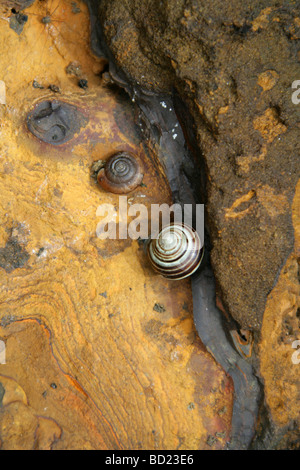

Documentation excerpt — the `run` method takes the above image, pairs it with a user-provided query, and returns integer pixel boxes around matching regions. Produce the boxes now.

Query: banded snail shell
[147,223,204,280]
[97,152,143,194]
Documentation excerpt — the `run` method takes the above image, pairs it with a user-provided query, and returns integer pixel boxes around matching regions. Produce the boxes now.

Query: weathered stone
[1,1,35,11]
[95,0,300,330]
[0,0,233,449]
[259,181,300,441]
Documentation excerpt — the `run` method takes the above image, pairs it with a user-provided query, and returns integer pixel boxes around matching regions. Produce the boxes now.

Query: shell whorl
[147,223,204,280]
[97,152,143,194]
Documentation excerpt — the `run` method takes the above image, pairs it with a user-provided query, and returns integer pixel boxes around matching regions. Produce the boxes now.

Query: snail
[97,152,143,194]
[147,223,204,280]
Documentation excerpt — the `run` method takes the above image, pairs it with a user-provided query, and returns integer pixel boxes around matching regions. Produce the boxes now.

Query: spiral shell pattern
[148,223,204,280]
[97,152,143,194]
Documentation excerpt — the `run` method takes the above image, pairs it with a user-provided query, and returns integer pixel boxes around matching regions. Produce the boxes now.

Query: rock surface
[0,0,233,450]
[95,0,300,331]
[0,0,298,450]
[258,180,300,449]
[92,0,300,448]
[0,0,35,13]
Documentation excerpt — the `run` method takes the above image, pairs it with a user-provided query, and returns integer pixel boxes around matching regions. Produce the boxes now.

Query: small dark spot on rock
[50,383,57,389]
[32,80,44,89]
[27,99,88,145]
[153,303,166,313]
[187,402,195,410]
[42,390,47,398]
[161,332,179,346]
[144,319,163,338]
[99,291,107,298]
[0,315,16,328]
[41,16,51,24]
[9,12,27,35]
[144,319,178,346]
[0,238,29,273]
[137,237,146,247]
[182,302,189,311]
[53,187,63,198]
[71,1,81,14]
[231,22,251,37]
[94,238,132,259]
[66,61,82,77]
[215,431,226,439]
[36,247,45,257]
[0,382,5,407]
[78,79,88,89]
[218,405,227,416]
[17,13,27,23]
[48,84,61,93]
[207,435,218,447]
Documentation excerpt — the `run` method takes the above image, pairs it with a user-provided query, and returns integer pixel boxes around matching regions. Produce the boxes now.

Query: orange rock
[253,108,287,143]
[257,70,279,92]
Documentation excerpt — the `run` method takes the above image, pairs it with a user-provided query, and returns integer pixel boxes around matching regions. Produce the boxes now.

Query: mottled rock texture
[259,180,300,447]
[0,0,35,12]
[0,0,233,449]
[96,0,300,330]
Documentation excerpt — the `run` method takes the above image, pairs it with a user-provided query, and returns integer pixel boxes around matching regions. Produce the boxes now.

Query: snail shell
[147,223,204,280]
[97,152,143,194]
